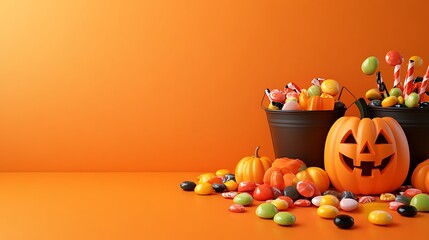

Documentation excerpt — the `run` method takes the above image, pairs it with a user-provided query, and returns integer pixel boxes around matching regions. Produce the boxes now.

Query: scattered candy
[256,203,278,219]
[403,188,423,198]
[380,193,396,202]
[253,184,275,201]
[283,186,303,201]
[311,195,323,207]
[277,196,294,208]
[395,195,411,205]
[339,198,359,212]
[237,181,257,192]
[270,199,289,211]
[397,205,418,217]
[359,196,376,204]
[273,212,296,226]
[319,194,339,207]
[294,199,311,207]
[389,201,405,211]
[224,180,238,191]
[340,191,358,201]
[229,204,245,213]
[233,192,254,206]
[222,174,236,183]
[222,191,238,199]
[317,205,339,219]
[368,210,393,226]
[272,187,283,199]
[194,182,213,195]
[215,169,230,177]
[333,215,354,229]
[180,181,196,191]
[208,176,223,185]
[410,193,429,212]
[212,183,227,193]
[362,56,379,75]
[296,180,316,198]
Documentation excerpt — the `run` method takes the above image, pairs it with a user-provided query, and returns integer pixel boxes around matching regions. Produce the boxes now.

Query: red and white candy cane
[286,82,301,94]
[393,65,403,90]
[419,66,429,100]
[403,60,415,97]
[311,78,325,87]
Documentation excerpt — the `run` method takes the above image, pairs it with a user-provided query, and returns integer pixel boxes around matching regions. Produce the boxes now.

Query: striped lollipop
[403,60,415,98]
[419,66,429,100]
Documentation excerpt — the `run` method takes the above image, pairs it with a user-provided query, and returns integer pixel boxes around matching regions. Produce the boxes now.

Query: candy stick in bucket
[265,88,273,102]
[393,64,403,90]
[311,78,325,86]
[286,82,302,94]
[419,66,429,100]
[403,60,415,98]
[376,71,389,97]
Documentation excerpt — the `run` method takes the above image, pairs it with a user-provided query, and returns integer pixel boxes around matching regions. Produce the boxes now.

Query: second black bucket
[264,108,346,169]
[369,106,429,184]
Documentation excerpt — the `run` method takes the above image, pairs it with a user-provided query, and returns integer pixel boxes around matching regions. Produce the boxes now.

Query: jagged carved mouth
[341,154,393,176]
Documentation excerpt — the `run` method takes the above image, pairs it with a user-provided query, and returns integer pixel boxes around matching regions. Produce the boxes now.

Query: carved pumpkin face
[324,116,409,195]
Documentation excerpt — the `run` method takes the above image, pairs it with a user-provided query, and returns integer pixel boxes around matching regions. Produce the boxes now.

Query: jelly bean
[359,196,376,204]
[317,205,339,219]
[194,182,213,195]
[198,174,213,183]
[323,190,341,198]
[273,212,296,226]
[368,210,393,225]
[238,181,257,192]
[311,195,323,207]
[385,50,403,66]
[296,180,315,198]
[212,183,227,193]
[229,204,245,213]
[197,172,215,180]
[224,180,238,191]
[389,201,404,211]
[403,188,422,198]
[294,199,311,207]
[381,96,398,107]
[283,186,303,201]
[340,191,358,201]
[362,56,379,75]
[256,203,278,219]
[272,187,283,199]
[253,184,275,201]
[319,195,339,207]
[222,191,238,199]
[395,195,411,205]
[410,56,423,68]
[271,199,289,211]
[410,193,429,212]
[339,198,359,212]
[397,205,417,217]
[222,174,236,183]
[208,176,223,185]
[380,193,396,202]
[333,215,354,229]
[277,196,294,208]
[233,192,254,206]
[215,169,230,177]
[180,181,196,191]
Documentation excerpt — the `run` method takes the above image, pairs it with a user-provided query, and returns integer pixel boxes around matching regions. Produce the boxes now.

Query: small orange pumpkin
[324,116,409,195]
[411,159,429,193]
[293,167,330,193]
[263,158,306,190]
[235,146,273,184]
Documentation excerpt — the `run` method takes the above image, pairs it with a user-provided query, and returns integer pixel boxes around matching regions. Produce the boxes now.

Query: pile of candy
[362,51,429,108]
[180,169,429,229]
[265,79,346,111]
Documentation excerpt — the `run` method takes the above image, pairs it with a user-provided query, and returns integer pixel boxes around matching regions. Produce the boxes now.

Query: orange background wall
[1,0,429,172]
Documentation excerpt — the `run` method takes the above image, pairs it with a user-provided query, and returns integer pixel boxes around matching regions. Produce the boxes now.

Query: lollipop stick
[419,66,429,100]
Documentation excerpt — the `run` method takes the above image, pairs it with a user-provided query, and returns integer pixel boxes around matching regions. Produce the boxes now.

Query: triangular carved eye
[375,131,389,144]
[342,131,357,144]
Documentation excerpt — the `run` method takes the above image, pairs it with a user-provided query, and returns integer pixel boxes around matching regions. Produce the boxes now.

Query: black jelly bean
[368,100,382,107]
[395,195,411,205]
[333,214,354,229]
[223,174,236,183]
[283,185,303,201]
[180,181,196,191]
[323,190,341,199]
[341,191,358,201]
[397,205,417,217]
[212,183,227,193]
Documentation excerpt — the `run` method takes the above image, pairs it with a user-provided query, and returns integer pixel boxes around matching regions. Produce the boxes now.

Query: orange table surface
[0,172,428,240]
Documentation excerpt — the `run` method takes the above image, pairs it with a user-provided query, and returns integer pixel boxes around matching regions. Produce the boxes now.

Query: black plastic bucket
[264,108,346,169]
[369,106,429,184]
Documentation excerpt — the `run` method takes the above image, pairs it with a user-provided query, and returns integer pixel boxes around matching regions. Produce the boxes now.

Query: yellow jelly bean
[317,205,339,219]
[368,210,393,225]
[381,96,398,107]
[194,182,213,195]
[410,56,423,68]
[215,169,230,177]
[270,199,289,211]
[319,195,340,207]
[397,96,404,105]
[224,180,238,191]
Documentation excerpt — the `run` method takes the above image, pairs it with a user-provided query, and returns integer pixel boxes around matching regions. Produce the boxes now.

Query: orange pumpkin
[263,158,306,190]
[293,167,330,193]
[235,146,273,184]
[411,159,429,193]
[324,116,409,195]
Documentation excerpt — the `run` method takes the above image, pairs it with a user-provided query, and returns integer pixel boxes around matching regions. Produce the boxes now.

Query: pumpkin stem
[254,146,260,158]
[355,97,371,119]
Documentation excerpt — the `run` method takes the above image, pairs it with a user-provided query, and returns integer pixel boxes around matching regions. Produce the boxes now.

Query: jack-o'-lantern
[324,116,409,195]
